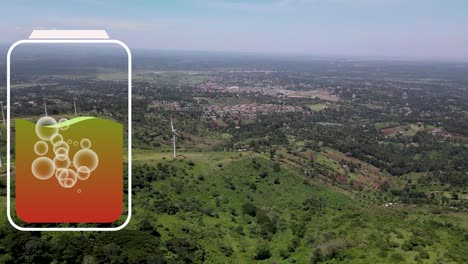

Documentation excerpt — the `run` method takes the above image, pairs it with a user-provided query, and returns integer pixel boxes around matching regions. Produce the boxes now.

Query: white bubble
[57,169,78,188]
[73,149,99,172]
[55,147,68,156]
[77,166,91,180]
[32,157,55,180]
[63,178,76,188]
[35,116,58,141]
[67,139,73,144]
[80,138,92,149]
[55,168,67,180]
[58,118,70,131]
[53,141,69,154]
[73,141,79,147]
[50,133,63,146]
[34,141,48,156]
[53,154,70,170]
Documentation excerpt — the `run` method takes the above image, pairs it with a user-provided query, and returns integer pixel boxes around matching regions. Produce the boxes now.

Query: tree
[138,218,161,237]
[51,233,93,264]
[254,244,271,260]
[24,237,53,264]
[166,238,205,263]
[94,230,166,264]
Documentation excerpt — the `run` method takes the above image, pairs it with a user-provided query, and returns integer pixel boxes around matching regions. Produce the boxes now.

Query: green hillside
[129,153,467,263]
[1,151,466,263]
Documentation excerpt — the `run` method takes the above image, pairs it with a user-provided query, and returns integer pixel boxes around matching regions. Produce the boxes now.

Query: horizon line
[0,42,467,64]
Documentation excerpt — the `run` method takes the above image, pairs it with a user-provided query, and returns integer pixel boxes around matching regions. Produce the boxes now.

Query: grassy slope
[133,151,468,263]
[0,149,466,263]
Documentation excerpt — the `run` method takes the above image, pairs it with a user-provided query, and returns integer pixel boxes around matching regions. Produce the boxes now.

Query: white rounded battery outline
[6,30,132,231]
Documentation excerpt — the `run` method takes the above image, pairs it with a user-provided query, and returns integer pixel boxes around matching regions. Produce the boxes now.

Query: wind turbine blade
[173,130,181,137]
[170,117,174,130]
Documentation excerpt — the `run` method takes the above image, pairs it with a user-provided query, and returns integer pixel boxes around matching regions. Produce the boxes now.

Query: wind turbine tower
[170,117,181,158]
[0,101,5,125]
[73,98,78,116]
[43,98,48,116]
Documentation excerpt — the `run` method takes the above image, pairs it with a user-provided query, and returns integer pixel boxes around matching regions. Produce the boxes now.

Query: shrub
[166,238,205,263]
[218,243,233,257]
[235,225,245,236]
[279,248,291,259]
[242,203,257,217]
[254,245,271,260]
[390,253,405,262]
[401,241,413,251]
[311,239,352,263]
[288,237,300,253]
[256,210,277,238]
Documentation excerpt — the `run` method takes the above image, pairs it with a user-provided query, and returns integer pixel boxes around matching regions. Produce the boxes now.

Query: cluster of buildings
[204,103,302,119]
[147,100,182,111]
[429,128,451,139]
[196,81,337,101]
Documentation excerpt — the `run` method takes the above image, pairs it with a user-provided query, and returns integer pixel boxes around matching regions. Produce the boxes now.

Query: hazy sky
[1,0,468,60]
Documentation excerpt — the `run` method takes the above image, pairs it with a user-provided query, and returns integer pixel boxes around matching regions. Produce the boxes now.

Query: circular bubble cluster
[56,168,78,188]
[32,116,99,189]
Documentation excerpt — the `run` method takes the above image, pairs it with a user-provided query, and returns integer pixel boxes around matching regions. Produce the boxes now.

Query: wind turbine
[170,117,181,158]
[43,97,48,116]
[402,91,408,100]
[0,101,5,125]
[73,98,78,116]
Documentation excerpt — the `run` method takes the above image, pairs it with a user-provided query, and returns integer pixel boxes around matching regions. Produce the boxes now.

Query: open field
[381,123,434,137]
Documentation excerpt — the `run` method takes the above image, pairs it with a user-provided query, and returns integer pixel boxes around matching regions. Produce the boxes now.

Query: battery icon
[7,30,132,231]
